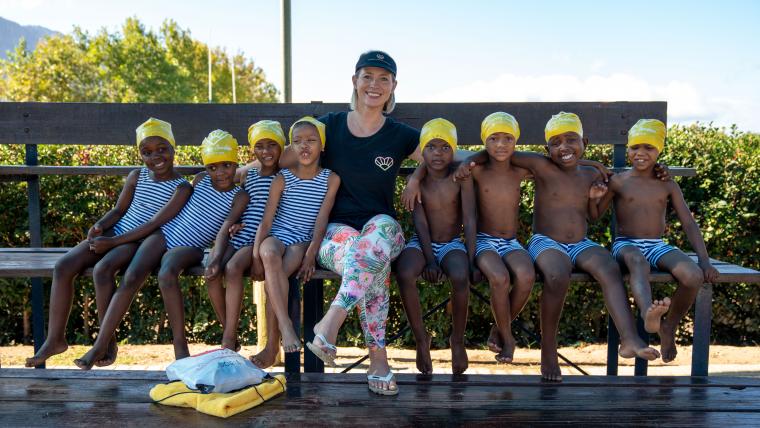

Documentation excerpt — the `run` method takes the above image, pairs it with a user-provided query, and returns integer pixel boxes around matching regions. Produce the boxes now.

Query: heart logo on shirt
[374,156,394,171]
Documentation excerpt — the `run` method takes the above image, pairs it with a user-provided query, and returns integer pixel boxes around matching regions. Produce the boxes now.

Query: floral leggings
[317,214,405,349]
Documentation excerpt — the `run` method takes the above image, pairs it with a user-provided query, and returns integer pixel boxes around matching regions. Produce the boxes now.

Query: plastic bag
[166,348,267,393]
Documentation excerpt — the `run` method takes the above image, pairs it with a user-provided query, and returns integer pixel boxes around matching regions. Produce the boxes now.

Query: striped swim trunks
[474,232,526,258]
[527,233,601,265]
[404,234,466,265]
[611,237,677,269]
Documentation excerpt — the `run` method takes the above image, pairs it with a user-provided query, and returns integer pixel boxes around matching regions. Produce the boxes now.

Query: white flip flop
[367,370,399,396]
[306,333,337,367]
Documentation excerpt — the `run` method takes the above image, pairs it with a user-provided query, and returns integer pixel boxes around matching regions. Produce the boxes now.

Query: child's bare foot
[659,319,678,363]
[541,347,562,382]
[644,298,671,333]
[416,332,433,374]
[74,346,106,370]
[487,325,502,353]
[495,334,516,364]
[25,339,68,367]
[249,346,279,369]
[279,322,302,353]
[619,338,660,361]
[450,337,468,375]
[221,338,241,352]
[94,338,119,368]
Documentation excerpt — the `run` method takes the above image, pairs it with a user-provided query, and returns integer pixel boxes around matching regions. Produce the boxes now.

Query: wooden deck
[1,369,760,426]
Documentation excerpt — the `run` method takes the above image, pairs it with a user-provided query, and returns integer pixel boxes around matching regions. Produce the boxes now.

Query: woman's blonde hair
[350,69,396,114]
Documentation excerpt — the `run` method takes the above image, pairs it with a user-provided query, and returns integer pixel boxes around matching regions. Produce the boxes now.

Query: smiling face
[352,66,396,111]
[205,161,237,190]
[290,123,322,166]
[253,138,282,168]
[139,136,174,175]
[546,131,585,168]
[485,132,516,162]
[422,138,454,171]
[627,143,660,171]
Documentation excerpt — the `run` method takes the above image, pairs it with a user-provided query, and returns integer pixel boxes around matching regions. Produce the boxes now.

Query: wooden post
[25,143,45,369]
[252,280,281,365]
[284,276,301,373]
[303,278,324,373]
[692,283,712,376]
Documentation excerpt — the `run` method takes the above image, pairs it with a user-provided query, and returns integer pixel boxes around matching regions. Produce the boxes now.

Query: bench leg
[284,276,301,374]
[634,313,649,376]
[31,277,46,369]
[303,279,324,373]
[606,315,619,375]
[691,283,712,377]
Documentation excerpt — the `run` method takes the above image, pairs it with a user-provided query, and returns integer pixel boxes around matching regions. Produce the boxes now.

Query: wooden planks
[0,101,666,147]
[1,370,759,427]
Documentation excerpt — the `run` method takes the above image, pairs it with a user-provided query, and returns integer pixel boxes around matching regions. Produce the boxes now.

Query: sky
[2,0,759,131]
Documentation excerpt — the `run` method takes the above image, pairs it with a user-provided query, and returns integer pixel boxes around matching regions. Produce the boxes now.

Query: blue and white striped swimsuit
[527,233,601,265]
[112,168,187,236]
[230,168,275,250]
[612,237,677,269]
[404,234,466,265]
[270,168,331,246]
[475,232,526,258]
[161,175,240,249]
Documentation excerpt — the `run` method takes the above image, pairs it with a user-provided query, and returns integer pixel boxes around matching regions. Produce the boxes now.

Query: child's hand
[700,260,719,283]
[88,236,113,254]
[470,264,483,285]
[401,179,421,212]
[453,161,476,182]
[589,181,608,199]
[228,223,244,237]
[297,255,316,283]
[87,224,103,241]
[205,263,221,281]
[654,163,671,181]
[422,263,444,283]
[251,256,265,281]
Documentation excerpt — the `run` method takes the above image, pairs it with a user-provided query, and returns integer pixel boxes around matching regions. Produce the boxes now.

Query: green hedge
[1,123,758,348]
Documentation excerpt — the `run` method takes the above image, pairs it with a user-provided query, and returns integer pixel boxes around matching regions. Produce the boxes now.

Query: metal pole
[281,0,292,103]
[230,57,236,104]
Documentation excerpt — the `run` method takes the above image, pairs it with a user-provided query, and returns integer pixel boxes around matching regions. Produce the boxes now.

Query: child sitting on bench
[590,118,718,363]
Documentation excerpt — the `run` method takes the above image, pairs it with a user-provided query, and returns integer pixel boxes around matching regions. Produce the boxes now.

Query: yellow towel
[149,374,286,418]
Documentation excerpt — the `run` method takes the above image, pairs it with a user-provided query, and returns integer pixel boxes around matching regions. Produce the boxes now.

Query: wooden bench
[2,101,758,377]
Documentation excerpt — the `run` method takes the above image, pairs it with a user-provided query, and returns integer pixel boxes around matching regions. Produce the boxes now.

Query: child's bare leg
[75,233,165,369]
[442,251,470,374]
[618,247,668,333]
[657,250,703,363]
[206,245,236,328]
[158,246,204,360]
[91,243,139,367]
[477,251,514,363]
[505,250,536,321]
[220,247,251,350]
[535,250,572,382]
[260,237,301,352]
[395,249,432,374]
[250,298,281,368]
[575,247,659,361]
[26,240,102,367]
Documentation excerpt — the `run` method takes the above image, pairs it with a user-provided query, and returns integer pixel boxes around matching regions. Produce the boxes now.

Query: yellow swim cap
[481,112,520,143]
[201,130,238,165]
[136,117,175,148]
[545,112,583,142]
[627,119,666,153]
[289,116,326,151]
[420,118,458,152]
[248,120,286,149]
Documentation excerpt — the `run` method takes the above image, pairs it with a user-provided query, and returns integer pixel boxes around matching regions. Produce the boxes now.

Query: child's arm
[414,201,444,283]
[87,169,140,240]
[205,191,250,282]
[89,181,193,253]
[669,181,719,282]
[252,174,285,280]
[589,183,613,221]
[192,171,207,186]
[297,172,341,283]
[460,178,481,284]
[401,166,428,211]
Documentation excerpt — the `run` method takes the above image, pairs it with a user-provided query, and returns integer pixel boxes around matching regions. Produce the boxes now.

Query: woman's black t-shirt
[318,111,419,230]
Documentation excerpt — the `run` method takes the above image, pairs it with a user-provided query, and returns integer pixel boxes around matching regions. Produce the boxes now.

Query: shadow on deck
[2,369,760,426]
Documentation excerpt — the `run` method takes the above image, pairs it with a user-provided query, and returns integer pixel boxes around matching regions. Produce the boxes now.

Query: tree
[0,18,278,103]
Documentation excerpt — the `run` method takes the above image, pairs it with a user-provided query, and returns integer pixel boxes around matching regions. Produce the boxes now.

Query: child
[204,120,283,357]
[26,118,191,368]
[469,112,536,365]
[456,112,660,382]
[590,118,718,363]
[395,118,477,375]
[74,130,241,369]
[255,117,340,354]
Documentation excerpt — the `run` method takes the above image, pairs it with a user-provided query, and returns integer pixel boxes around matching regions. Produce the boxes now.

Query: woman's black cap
[355,50,397,76]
